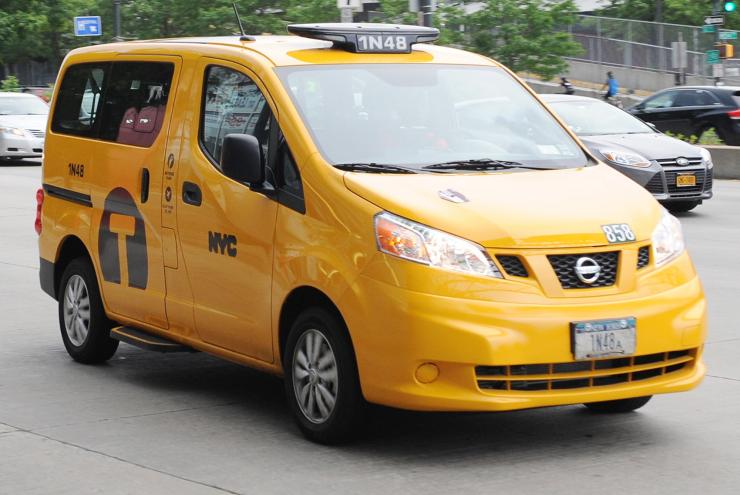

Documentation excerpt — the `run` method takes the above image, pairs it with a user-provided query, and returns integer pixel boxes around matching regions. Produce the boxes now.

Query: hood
[344,164,661,249]
[579,132,701,161]
[0,114,48,132]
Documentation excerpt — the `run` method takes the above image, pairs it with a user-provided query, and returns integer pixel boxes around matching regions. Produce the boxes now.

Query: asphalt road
[1,162,739,495]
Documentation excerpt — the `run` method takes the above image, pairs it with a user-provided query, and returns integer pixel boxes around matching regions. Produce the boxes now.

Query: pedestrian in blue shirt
[602,71,619,101]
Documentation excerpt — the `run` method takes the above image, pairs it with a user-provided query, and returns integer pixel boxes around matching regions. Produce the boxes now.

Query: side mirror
[221,134,264,184]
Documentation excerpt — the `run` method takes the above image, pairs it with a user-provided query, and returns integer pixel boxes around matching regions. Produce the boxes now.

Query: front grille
[705,169,713,192]
[547,252,618,289]
[476,349,695,392]
[645,174,664,194]
[665,169,706,194]
[26,129,45,138]
[497,255,529,278]
[656,157,703,167]
[637,246,650,269]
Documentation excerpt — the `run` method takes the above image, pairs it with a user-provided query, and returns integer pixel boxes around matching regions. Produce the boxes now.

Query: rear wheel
[283,307,365,444]
[58,257,118,364]
[666,200,700,213]
[584,395,652,413]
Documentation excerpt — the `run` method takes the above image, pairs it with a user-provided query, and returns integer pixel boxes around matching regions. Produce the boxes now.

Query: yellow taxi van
[37,23,706,444]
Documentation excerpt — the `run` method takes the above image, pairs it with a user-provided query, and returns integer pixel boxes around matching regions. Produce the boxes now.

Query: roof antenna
[233,3,256,41]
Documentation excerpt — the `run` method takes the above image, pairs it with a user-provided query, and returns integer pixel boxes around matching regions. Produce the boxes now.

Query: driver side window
[200,65,271,168]
[644,91,678,110]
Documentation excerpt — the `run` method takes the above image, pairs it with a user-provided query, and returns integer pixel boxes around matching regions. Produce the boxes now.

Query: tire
[584,395,652,414]
[58,257,118,364]
[666,200,700,213]
[283,307,365,444]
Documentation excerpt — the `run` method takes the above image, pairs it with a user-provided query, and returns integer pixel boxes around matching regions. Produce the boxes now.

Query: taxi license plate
[571,317,636,360]
[676,174,696,187]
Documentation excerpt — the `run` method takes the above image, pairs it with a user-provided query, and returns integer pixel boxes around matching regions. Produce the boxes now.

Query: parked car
[541,94,713,212]
[627,85,740,145]
[0,92,48,162]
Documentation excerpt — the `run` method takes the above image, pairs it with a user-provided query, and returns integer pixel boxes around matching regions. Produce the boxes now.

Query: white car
[0,92,49,162]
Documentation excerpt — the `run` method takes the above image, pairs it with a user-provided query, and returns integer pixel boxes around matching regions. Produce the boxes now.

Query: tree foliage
[1,0,583,82]
[466,0,583,79]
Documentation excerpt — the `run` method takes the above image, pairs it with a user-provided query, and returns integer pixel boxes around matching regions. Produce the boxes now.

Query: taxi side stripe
[43,184,92,207]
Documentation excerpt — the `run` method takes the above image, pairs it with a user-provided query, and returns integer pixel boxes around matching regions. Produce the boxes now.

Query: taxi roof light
[286,23,439,54]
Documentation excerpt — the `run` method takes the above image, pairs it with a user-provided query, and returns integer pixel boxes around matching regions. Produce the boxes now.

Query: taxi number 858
[356,34,408,52]
[602,223,636,244]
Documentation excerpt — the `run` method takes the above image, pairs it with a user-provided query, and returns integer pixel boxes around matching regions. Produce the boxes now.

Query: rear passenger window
[201,66,271,167]
[99,62,174,147]
[51,64,108,137]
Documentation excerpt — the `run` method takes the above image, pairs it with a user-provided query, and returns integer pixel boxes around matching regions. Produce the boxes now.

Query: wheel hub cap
[63,274,91,347]
[292,329,339,424]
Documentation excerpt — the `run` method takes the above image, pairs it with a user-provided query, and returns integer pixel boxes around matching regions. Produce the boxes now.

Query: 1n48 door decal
[98,187,148,289]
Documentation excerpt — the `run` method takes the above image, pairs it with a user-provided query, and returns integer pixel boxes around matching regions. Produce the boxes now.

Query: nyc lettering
[208,231,237,257]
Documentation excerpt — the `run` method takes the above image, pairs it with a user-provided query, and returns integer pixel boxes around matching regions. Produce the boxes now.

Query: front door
[90,56,181,329]
[176,59,278,362]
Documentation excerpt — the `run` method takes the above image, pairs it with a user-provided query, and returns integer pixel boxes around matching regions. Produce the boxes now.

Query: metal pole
[420,0,433,28]
[113,0,121,41]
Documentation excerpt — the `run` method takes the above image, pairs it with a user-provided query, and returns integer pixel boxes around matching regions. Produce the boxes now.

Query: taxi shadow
[104,347,669,458]
[0,158,42,167]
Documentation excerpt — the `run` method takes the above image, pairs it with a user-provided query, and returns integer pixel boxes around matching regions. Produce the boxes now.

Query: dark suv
[628,86,740,145]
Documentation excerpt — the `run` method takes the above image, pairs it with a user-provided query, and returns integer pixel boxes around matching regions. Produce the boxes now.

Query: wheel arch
[52,235,94,299]
[278,286,352,370]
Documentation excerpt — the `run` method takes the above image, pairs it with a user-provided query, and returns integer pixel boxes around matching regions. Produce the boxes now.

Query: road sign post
[74,16,102,37]
[705,15,725,26]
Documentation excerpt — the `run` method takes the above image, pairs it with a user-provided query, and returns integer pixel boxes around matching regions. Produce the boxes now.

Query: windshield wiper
[421,159,547,171]
[334,162,418,174]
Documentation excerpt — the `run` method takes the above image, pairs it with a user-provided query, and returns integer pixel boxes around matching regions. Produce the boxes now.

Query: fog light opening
[415,363,439,384]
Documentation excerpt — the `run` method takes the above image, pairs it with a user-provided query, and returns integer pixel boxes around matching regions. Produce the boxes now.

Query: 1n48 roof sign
[74,16,101,36]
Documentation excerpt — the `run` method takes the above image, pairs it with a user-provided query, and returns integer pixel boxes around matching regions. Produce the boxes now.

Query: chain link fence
[565,15,740,83]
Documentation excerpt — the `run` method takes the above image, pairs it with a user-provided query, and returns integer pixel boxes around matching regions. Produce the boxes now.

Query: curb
[703,146,740,180]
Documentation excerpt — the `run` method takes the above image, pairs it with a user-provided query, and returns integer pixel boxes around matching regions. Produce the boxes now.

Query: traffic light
[724,1,737,12]
[719,43,735,58]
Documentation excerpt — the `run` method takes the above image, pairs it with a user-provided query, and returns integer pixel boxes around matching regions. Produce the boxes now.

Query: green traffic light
[725,1,737,12]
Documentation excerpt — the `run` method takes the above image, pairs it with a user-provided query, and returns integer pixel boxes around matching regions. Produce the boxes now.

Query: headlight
[700,147,713,168]
[0,126,26,136]
[374,212,502,278]
[600,149,651,168]
[651,209,685,266]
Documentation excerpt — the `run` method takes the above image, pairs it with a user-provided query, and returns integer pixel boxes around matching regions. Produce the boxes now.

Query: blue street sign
[74,16,102,37]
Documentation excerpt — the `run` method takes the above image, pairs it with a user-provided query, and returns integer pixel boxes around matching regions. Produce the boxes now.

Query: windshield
[547,99,654,136]
[276,64,587,170]
[0,95,49,116]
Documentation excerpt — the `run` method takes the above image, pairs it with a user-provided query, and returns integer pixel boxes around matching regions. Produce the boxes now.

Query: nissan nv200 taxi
[37,24,706,444]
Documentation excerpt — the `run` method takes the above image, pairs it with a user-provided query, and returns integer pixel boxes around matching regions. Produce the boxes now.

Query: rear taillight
[35,188,44,235]
[728,109,740,119]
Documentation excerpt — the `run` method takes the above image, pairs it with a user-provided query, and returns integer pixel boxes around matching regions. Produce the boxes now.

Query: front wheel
[58,257,118,364]
[666,200,700,213]
[584,395,652,413]
[283,308,365,444]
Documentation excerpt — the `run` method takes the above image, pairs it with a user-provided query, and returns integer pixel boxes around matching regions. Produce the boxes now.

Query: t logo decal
[98,188,148,289]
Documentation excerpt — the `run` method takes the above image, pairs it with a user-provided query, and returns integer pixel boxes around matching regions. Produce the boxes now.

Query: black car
[627,86,740,145]
[541,94,713,212]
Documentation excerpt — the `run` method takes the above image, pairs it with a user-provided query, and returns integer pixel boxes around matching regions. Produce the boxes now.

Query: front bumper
[645,164,713,202]
[0,133,44,158]
[341,253,706,412]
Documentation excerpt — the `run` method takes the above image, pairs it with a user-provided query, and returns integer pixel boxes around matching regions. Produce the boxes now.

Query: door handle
[140,168,150,204]
[182,181,202,206]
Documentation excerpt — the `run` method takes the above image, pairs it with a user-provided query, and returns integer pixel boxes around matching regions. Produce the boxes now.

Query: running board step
[110,326,195,353]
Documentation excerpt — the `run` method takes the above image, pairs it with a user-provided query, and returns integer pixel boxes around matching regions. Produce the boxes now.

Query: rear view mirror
[221,134,264,184]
